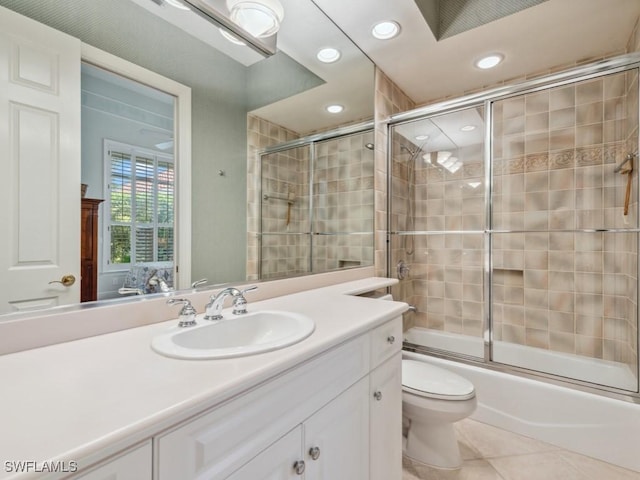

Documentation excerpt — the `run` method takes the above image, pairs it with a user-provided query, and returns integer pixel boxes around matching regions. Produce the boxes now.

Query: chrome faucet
[204,286,258,320]
[167,298,197,327]
[147,269,173,293]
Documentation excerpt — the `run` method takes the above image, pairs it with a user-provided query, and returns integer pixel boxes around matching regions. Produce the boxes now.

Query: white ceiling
[130,0,640,134]
[314,0,640,105]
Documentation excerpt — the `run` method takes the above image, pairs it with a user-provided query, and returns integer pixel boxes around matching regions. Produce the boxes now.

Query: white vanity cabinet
[71,442,152,480]
[76,316,401,480]
[370,353,402,480]
[228,377,370,480]
[369,318,403,480]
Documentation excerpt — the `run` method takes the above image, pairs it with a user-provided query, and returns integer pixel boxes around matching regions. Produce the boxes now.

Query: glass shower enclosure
[258,126,375,280]
[390,55,640,396]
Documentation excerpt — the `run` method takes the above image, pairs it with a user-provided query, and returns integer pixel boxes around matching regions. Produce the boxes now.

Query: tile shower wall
[492,70,638,376]
[389,125,486,340]
[247,115,375,280]
[375,69,417,329]
[260,145,310,280]
[247,115,301,280]
[312,133,375,273]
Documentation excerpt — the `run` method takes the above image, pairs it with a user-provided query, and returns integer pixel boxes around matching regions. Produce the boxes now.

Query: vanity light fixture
[475,53,504,69]
[372,21,401,40]
[226,0,284,38]
[317,47,341,63]
[219,28,246,45]
[164,0,190,10]
[460,125,476,132]
[326,104,344,114]
[415,134,430,141]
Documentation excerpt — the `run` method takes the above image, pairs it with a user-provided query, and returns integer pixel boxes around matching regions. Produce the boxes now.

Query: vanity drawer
[156,334,369,480]
[369,316,402,369]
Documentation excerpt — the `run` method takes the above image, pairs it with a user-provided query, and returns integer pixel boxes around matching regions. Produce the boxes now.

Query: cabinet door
[304,377,370,480]
[227,426,302,480]
[370,352,402,480]
[72,441,152,480]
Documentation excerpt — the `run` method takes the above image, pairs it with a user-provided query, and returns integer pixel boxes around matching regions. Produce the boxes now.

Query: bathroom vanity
[0,278,405,479]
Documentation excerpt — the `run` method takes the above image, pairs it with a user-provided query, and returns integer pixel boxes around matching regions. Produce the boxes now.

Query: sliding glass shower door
[391,61,639,394]
[390,106,487,360]
[491,70,639,391]
[259,129,374,280]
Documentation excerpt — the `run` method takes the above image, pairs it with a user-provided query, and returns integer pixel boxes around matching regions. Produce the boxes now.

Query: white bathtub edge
[403,351,640,473]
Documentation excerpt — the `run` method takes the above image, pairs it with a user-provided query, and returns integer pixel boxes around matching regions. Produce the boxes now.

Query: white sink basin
[151,310,315,359]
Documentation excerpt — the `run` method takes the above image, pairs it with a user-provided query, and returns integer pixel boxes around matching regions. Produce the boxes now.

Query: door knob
[49,274,76,287]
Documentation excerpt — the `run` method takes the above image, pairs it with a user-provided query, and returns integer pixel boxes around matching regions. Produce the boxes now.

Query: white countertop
[0,278,405,479]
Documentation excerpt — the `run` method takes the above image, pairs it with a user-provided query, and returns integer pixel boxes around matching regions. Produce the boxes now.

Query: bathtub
[404,327,637,391]
[403,328,640,473]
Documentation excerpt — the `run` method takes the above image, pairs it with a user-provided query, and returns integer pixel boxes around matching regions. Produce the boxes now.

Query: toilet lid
[402,360,475,400]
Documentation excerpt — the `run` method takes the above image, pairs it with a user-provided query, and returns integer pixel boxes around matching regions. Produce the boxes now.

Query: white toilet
[402,359,477,469]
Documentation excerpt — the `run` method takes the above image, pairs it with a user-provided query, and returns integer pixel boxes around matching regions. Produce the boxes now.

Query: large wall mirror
[0,0,374,318]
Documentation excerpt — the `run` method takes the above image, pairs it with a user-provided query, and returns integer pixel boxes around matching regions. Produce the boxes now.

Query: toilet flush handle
[373,391,382,401]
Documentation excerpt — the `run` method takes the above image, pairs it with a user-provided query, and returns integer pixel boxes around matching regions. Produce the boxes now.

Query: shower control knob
[387,335,395,344]
[293,460,305,475]
[309,446,321,460]
[373,390,382,401]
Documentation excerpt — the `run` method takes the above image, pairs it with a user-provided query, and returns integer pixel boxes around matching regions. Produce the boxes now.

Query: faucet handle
[240,285,258,296]
[167,298,197,327]
[233,286,258,315]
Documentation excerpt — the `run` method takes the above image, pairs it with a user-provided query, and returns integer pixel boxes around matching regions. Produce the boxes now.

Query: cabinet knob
[387,335,395,344]
[293,460,305,475]
[373,390,382,401]
[309,446,321,460]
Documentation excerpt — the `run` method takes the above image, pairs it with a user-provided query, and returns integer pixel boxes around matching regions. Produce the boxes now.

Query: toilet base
[403,420,462,469]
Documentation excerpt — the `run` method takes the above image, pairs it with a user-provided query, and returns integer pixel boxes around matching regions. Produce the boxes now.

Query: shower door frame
[387,53,640,403]
[257,120,374,279]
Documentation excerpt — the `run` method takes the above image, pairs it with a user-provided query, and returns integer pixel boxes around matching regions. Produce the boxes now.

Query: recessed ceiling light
[317,47,341,64]
[460,125,476,132]
[415,134,430,141]
[372,21,400,40]
[475,54,504,70]
[164,0,190,10]
[326,104,344,114]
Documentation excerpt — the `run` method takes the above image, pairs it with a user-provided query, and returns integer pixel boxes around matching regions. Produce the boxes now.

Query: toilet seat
[402,360,475,401]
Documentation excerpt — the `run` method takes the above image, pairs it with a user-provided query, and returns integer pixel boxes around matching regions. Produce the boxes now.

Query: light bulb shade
[219,28,246,45]
[226,0,284,38]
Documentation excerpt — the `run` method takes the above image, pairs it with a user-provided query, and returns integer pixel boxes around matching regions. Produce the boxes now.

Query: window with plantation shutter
[104,140,174,271]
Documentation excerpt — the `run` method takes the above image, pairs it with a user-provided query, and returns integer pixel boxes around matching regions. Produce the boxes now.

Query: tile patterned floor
[402,419,640,480]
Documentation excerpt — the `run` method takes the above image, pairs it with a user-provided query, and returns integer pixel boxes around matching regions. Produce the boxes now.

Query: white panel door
[304,377,370,480]
[0,6,81,314]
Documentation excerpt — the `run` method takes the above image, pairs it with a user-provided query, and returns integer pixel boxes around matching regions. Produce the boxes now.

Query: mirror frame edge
[80,43,192,291]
